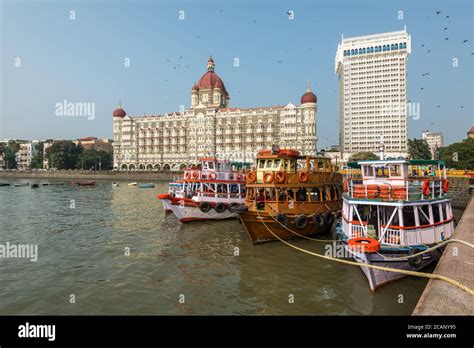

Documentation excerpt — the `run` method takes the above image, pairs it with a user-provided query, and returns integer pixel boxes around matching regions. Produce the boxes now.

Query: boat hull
[345,246,438,291]
[160,197,237,222]
[238,210,332,244]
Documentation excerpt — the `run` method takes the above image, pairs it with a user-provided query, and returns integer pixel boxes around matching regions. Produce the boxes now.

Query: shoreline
[0,171,175,182]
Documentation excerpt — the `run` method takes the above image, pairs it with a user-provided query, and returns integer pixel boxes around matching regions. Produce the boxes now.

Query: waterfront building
[113,57,318,171]
[468,126,474,139]
[15,141,39,170]
[422,130,444,159]
[43,142,53,169]
[335,28,411,161]
[74,137,113,154]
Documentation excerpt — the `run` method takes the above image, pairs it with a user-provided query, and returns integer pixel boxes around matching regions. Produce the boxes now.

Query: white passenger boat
[334,157,454,291]
[158,158,246,222]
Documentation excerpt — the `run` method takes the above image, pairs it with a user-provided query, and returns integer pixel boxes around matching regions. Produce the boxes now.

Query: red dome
[197,71,228,95]
[301,91,317,104]
[113,108,126,117]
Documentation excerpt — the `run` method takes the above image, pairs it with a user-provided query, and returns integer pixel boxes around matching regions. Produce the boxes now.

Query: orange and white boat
[158,158,246,222]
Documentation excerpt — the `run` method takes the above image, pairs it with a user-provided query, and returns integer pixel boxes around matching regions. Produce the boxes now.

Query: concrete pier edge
[413,197,474,315]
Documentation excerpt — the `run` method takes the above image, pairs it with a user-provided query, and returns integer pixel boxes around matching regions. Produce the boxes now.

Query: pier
[413,197,474,315]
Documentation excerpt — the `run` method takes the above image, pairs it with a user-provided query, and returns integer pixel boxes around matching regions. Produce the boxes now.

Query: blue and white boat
[334,156,454,291]
[138,183,155,189]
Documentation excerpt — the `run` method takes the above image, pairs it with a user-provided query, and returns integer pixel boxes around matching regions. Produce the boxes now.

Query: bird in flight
[443,27,448,30]
[463,40,468,43]
[446,15,450,18]
[445,38,449,40]
[436,11,441,15]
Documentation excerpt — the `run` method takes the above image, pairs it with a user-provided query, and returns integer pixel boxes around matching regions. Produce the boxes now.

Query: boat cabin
[181,158,245,182]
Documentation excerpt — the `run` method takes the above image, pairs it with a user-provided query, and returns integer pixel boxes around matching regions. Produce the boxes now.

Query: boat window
[310,187,320,201]
[266,160,273,169]
[273,159,281,169]
[296,187,308,201]
[208,161,215,170]
[402,206,416,228]
[444,203,450,220]
[321,189,328,201]
[289,160,296,171]
[329,186,336,200]
[258,160,265,169]
[433,204,441,223]
[202,162,208,170]
[418,205,431,225]
[363,166,374,177]
[389,165,401,177]
[375,167,389,178]
[265,187,276,201]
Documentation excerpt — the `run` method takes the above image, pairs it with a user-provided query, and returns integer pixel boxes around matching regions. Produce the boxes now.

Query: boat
[231,146,343,244]
[42,183,50,186]
[128,182,138,186]
[112,182,119,187]
[49,182,65,186]
[14,183,29,187]
[77,181,96,186]
[31,184,39,188]
[158,157,246,222]
[138,183,155,189]
[0,183,11,187]
[334,157,454,291]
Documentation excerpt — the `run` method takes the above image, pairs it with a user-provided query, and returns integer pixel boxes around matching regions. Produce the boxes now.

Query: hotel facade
[113,57,318,171]
[335,28,411,160]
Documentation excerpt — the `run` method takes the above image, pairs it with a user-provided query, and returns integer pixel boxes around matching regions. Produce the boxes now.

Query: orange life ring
[298,171,309,183]
[184,172,191,180]
[343,180,349,192]
[237,173,243,181]
[264,172,274,184]
[192,171,199,180]
[443,179,449,193]
[275,171,285,184]
[347,237,381,253]
[422,180,430,196]
[209,172,217,180]
[247,171,256,183]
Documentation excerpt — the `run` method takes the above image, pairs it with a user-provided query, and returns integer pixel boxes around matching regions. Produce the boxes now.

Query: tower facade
[335,28,411,160]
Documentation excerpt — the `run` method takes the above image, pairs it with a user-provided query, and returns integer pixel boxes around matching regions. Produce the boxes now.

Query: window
[273,159,281,169]
[433,204,441,223]
[363,166,374,177]
[418,205,430,225]
[208,161,214,170]
[375,167,389,178]
[258,160,265,169]
[310,187,320,202]
[266,160,273,168]
[389,165,401,177]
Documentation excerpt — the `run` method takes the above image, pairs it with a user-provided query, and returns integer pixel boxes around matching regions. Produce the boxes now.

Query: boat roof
[348,159,446,168]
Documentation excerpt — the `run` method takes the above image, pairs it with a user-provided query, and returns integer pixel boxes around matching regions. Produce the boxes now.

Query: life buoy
[347,237,380,253]
[237,173,243,181]
[275,171,285,184]
[298,171,309,183]
[276,213,289,229]
[209,172,217,180]
[422,180,430,196]
[443,179,449,193]
[192,171,199,180]
[408,248,423,268]
[184,172,191,180]
[199,201,211,213]
[294,215,308,229]
[313,214,325,228]
[247,171,256,183]
[264,172,274,184]
[214,203,226,213]
[343,180,349,192]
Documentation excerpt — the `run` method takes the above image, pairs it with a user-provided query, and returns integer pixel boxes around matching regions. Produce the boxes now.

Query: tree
[408,139,431,160]
[439,138,474,170]
[78,149,113,170]
[45,141,83,170]
[349,152,379,162]
[31,142,44,169]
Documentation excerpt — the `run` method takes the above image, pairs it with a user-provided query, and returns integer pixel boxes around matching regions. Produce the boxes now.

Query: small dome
[301,91,317,104]
[113,108,126,117]
[192,84,199,91]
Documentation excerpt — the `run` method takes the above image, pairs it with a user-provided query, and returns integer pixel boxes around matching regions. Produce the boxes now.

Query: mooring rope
[255,209,474,296]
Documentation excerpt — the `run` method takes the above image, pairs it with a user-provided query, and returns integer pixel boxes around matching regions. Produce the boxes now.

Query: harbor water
[0,179,462,315]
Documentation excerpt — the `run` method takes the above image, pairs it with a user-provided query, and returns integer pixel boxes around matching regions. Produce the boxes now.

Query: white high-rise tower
[335,28,411,160]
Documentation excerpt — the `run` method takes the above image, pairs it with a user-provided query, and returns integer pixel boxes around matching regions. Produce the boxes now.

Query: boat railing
[350,224,367,238]
[182,169,244,181]
[378,228,403,246]
[344,177,448,201]
[198,191,245,200]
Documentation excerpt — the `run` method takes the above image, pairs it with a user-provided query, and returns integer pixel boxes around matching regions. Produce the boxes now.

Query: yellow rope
[255,210,474,296]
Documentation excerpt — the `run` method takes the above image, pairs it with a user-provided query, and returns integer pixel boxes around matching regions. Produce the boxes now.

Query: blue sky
[1,0,472,148]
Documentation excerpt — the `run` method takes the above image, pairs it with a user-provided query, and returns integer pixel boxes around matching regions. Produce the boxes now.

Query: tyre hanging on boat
[294,215,308,229]
[276,213,289,229]
[199,201,211,213]
[313,214,325,228]
[323,212,333,226]
[214,203,226,213]
[408,248,423,268]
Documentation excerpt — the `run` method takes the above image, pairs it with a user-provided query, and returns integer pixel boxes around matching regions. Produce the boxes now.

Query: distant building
[74,137,113,154]
[468,126,474,139]
[0,154,4,169]
[43,142,53,169]
[335,28,411,160]
[422,131,444,159]
[15,141,39,170]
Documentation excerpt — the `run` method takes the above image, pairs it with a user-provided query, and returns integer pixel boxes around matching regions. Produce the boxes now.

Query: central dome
[196,56,228,96]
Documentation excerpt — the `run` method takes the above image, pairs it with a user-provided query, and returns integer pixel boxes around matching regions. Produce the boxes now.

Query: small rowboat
[50,182,65,186]
[0,183,10,187]
[138,183,155,188]
[77,181,96,186]
[112,182,119,187]
[42,183,50,186]
[31,184,39,188]
[14,183,29,187]
[128,182,138,186]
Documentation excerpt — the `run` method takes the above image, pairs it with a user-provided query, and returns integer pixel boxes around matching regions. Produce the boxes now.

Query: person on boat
[429,167,436,176]
[257,190,265,210]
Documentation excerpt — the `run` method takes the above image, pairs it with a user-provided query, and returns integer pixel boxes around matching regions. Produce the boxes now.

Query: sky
[0,0,473,149]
